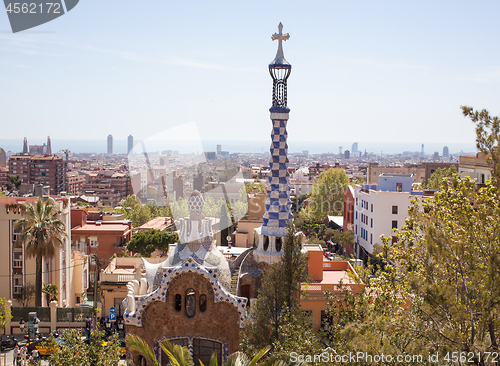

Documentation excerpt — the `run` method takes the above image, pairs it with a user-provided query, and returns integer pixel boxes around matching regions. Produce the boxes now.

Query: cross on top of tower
[270,22,290,67]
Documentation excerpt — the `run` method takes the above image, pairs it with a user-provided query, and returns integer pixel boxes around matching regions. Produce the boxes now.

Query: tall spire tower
[254,23,293,264]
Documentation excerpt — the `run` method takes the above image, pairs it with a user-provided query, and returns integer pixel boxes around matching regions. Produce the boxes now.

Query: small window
[370,233,373,244]
[263,236,269,251]
[275,237,282,252]
[356,198,358,205]
[199,294,207,312]
[392,220,398,229]
[355,211,358,219]
[370,218,373,228]
[392,206,398,214]
[185,289,196,317]
[396,183,402,192]
[371,204,373,212]
[175,294,182,311]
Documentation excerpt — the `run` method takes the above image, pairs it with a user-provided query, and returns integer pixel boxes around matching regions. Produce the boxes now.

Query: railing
[100,272,136,283]
[301,283,359,293]
[323,262,331,267]
[13,286,22,294]
[13,260,22,268]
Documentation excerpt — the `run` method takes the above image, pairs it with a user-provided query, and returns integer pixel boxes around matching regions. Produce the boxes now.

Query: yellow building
[0,197,75,307]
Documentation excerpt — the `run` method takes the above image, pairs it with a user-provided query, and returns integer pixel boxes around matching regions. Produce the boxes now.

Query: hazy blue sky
[1,1,499,147]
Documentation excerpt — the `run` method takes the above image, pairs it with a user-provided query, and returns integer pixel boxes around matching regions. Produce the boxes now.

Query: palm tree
[15,199,66,306]
[126,334,271,366]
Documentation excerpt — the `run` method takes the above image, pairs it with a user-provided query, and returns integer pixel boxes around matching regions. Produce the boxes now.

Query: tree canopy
[0,298,12,330]
[325,176,500,364]
[422,165,457,189]
[127,229,178,257]
[305,168,349,222]
[44,329,122,366]
[462,106,500,183]
[120,195,172,227]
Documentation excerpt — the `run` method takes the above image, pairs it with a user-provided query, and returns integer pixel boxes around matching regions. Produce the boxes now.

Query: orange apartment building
[300,244,364,331]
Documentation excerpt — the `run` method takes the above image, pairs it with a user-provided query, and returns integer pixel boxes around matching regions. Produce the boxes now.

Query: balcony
[13,260,22,268]
[100,272,136,283]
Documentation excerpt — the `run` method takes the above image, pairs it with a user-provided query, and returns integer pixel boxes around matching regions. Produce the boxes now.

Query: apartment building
[367,162,458,185]
[9,154,66,195]
[67,171,85,195]
[459,152,493,184]
[0,197,74,307]
[353,174,414,256]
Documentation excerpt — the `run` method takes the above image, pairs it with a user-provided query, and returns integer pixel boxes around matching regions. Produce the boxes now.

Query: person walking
[31,348,39,364]
[20,346,27,366]
[13,345,19,366]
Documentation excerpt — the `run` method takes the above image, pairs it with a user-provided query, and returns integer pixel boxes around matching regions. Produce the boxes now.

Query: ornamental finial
[270,22,290,67]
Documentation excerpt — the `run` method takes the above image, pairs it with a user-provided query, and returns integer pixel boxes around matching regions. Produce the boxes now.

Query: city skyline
[1,1,499,146]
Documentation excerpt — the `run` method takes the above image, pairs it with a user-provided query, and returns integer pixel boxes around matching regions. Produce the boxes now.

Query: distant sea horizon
[0,139,478,156]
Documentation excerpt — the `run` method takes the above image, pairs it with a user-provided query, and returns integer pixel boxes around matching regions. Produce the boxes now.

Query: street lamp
[19,319,25,340]
[105,319,111,337]
[33,318,39,340]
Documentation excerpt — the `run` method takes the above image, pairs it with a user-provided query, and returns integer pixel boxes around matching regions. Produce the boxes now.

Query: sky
[1,1,499,150]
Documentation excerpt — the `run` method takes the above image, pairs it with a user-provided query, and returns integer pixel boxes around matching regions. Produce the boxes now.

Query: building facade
[0,197,74,307]
[9,154,66,195]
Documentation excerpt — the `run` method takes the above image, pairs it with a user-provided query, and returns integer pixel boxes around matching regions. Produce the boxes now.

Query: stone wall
[127,272,241,365]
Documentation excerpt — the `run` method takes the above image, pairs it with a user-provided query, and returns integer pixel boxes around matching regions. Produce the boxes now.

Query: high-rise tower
[23,137,28,154]
[254,23,293,264]
[46,136,52,155]
[128,135,134,154]
[107,134,113,154]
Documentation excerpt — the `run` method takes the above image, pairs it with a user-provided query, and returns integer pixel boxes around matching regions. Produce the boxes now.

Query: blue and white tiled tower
[254,23,293,264]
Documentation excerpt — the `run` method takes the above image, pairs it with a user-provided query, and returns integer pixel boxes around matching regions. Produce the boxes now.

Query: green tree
[422,165,457,189]
[241,222,320,357]
[326,176,500,364]
[127,229,178,257]
[42,283,59,303]
[392,176,500,360]
[332,229,355,254]
[462,106,500,184]
[306,168,349,222]
[6,174,21,192]
[170,197,189,220]
[15,199,66,307]
[44,329,122,366]
[0,297,12,331]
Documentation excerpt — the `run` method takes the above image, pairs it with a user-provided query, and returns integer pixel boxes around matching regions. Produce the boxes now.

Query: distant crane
[60,149,71,164]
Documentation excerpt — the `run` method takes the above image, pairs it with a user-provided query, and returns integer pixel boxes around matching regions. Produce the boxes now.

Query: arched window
[199,294,207,312]
[263,236,269,251]
[185,288,196,317]
[275,237,282,252]
[175,294,182,311]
